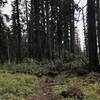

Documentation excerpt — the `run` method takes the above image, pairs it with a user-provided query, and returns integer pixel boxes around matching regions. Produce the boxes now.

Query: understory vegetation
[0,57,99,100]
[0,55,88,75]
[52,73,100,100]
[0,73,40,100]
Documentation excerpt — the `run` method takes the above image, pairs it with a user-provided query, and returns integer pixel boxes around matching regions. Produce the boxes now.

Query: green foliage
[0,73,40,100]
[0,60,50,76]
[52,73,100,100]
[47,56,89,77]
[64,55,88,67]
[0,56,88,77]
[0,58,99,100]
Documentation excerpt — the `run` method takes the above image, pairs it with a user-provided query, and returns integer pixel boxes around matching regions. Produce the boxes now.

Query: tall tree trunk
[16,0,22,63]
[25,0,28,34]
[45,0,52,60]
[64,0,70,52]
[7,30,10,64]
[34,0,42,60]
[28,0,35,58]
[96,0,100,55]
[82,9,88,56]
[87,0,99,70]
[70,0,75,54]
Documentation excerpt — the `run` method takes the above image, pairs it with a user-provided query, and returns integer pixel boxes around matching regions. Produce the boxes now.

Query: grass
[0,73,40,100]
[0,56,86,76]
[0,69,100,100]
[52,73,100,100]
[0,61,51,76]
[0,58,99,100]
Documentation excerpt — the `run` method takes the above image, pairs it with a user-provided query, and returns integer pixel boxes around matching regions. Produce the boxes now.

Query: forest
[0,0,100,100]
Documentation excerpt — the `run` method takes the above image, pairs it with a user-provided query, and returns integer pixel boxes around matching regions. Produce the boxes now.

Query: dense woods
[0,0,80,62]
[0,0,100,69]
[0,0,100,99]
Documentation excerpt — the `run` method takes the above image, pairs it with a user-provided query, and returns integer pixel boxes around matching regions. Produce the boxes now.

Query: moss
[52,73,100,100]
[0,73,40,100]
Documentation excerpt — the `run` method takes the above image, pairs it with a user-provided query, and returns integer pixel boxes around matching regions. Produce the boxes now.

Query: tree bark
[87,0,99,70]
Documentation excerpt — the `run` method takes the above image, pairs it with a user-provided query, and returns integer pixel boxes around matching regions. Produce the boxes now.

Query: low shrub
[0,73,40,100]
[0,61,50,76]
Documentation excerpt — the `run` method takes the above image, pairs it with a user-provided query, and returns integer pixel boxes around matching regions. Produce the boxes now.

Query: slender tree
[82,9,88,56]
[12,0,22,63]
[70,0,75,54]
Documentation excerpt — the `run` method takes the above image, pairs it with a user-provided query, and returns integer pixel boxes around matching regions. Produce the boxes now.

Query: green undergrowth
[52,72,100,100]
[0,73,40,100]
[0,56,87,77]
[0,62,49,76]
[0,57,99,100]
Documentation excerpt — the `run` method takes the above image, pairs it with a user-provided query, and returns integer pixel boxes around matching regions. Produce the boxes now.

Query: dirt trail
[29,76,56,100]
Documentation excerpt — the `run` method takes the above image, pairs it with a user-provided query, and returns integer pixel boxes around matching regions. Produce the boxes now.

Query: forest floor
[0,61,100,100]
[29,76,55,100]
[30,72,100,100]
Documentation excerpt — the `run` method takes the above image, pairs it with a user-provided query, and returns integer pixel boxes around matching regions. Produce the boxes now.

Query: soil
[29,76,56,100]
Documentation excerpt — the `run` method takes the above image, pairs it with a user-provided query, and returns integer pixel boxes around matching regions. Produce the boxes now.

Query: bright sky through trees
[2,0,87,50]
